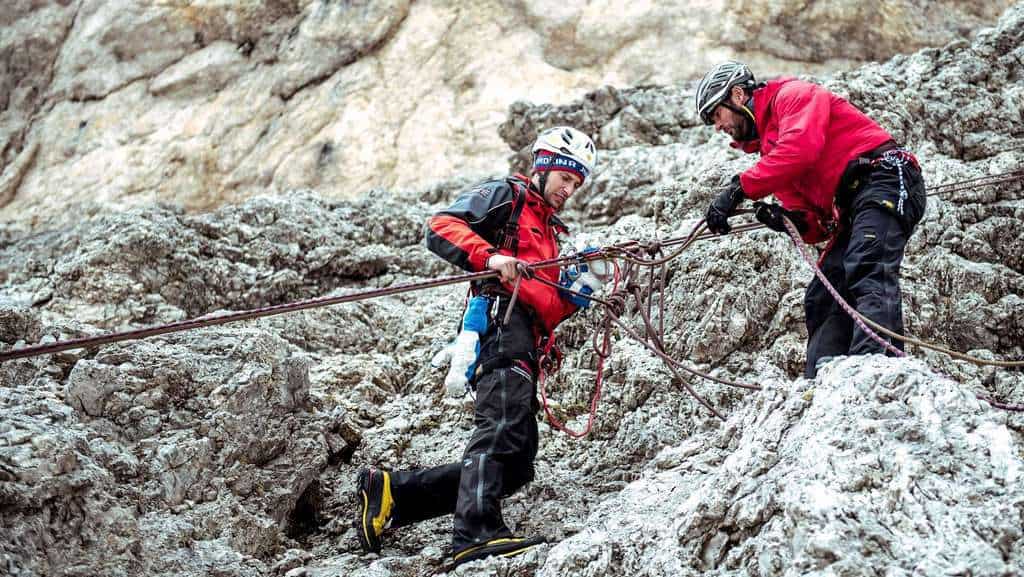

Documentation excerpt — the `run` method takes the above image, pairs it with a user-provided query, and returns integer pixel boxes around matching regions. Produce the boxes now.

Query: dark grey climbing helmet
[695,61,756,125]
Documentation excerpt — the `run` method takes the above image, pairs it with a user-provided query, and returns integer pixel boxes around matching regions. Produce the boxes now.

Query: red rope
[538,332,608,439]
[537,260,620,438]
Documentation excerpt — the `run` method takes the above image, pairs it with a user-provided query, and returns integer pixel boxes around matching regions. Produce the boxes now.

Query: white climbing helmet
[531,126,597,180]
[695,60,756,125]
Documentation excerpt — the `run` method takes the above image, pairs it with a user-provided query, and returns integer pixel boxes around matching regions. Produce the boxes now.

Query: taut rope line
[1,168,1020,420]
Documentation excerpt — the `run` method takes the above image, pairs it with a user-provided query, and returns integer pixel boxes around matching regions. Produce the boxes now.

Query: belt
[829,140,899,229]
[862,139,899,159]
[837,140,905,196]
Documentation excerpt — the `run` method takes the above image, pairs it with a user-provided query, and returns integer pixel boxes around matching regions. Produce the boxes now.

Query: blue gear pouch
[461,295,491,380]
[463,295,490,334]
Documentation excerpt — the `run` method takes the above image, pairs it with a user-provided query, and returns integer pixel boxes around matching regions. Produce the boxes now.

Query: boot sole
[453,536,546,566]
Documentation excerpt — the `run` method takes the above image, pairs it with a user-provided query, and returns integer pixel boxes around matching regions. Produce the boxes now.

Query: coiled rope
[531,240,761,435]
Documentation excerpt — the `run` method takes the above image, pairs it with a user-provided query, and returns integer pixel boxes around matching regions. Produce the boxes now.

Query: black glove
[753,202,809,235]
[705,175,746,234]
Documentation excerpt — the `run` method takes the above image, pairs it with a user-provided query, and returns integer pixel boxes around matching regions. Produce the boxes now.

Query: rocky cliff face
[0,0,1014,224]
[1,3,1023,577]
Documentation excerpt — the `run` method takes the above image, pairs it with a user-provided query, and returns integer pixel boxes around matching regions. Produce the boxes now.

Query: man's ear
[730,85,746,106]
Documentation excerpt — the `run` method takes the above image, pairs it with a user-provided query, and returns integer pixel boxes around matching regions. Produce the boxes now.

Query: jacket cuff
[470,247,498,272]
[738,171,771,201]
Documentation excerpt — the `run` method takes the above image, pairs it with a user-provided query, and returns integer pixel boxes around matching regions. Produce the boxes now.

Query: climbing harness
[494,178,530,255]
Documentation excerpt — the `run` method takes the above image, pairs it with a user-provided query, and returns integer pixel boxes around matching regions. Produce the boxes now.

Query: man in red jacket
[696,61,926,377]
[355,127,600,567]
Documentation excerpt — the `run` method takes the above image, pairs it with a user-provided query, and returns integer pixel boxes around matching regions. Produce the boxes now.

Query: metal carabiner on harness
[876,149,918,216]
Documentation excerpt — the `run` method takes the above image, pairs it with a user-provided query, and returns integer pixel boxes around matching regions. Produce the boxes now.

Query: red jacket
[735,78,894,243]
[425,174,577,333]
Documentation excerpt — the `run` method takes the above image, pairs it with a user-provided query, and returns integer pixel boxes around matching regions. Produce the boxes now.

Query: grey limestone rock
[540,356,1024,577]
[2,324,361,577]
[1,0,1012,222]
[1,3,1023,577]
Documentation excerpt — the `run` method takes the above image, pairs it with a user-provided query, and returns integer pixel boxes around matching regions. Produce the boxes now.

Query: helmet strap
[722,99,758,142]
[537,170,549,199]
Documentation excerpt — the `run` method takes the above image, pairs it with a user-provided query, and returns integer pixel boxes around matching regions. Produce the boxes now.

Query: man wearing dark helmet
[696,60,927,378]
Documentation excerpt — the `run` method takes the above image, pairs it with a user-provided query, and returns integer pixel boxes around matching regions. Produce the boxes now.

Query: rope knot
[603,292,627,317]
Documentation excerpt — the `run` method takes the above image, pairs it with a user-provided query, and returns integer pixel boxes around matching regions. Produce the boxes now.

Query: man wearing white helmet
[695,61,927,378]
[355,127,600,567]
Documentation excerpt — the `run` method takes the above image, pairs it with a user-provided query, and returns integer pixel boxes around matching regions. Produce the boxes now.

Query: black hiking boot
[355,467,394,553]
[452,536,546,567]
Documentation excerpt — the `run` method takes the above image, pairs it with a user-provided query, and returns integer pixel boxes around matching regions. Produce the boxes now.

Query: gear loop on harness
[876,149,917,216]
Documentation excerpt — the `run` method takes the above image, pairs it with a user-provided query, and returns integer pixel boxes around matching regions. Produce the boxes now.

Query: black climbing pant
[805,151,926,378]
[387,299,540,554]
